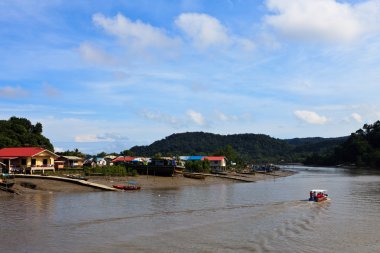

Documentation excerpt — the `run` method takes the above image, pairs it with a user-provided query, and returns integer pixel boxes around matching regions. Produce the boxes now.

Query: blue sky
[1,0,380,154]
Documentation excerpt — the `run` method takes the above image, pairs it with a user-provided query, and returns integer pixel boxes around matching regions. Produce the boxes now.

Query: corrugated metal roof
[61,156,83,161]
[202,156,226,161]
[187,156,205,161]
[0,147,57,158]
[112,156,135,162]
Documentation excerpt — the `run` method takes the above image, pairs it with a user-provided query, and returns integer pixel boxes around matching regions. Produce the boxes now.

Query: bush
[185,160,210,173]
[84,165,128,177]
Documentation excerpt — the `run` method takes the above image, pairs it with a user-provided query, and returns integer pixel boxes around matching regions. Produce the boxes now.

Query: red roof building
[111,156,136,163]
[0,147,52,158]
[202,156,227,171]
[0,147,58,174]
[202,156,226,161]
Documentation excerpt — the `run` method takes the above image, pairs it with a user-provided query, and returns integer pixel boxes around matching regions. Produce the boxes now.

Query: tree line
[128,132,347,164]
[304,121,380,168]
[7,116,377,168]
[0,117,54,151]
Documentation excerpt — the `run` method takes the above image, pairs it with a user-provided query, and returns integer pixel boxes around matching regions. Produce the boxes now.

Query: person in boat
[309,191,313,201]
[316,192,323,199]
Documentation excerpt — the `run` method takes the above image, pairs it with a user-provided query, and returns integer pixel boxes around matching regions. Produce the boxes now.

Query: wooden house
[0,147,59,174]
[55,156,84,169]
[203,156,227,172]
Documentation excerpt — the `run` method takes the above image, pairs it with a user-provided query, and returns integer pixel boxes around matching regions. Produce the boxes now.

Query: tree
[305,120,380,169]
[121,149,135,156]
[33,122,43,134]
[0,117,54,151]
[185,159,210,173]
[96,152,107,157]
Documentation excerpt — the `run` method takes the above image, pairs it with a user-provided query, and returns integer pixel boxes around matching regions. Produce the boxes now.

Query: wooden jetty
[13,175,117,191]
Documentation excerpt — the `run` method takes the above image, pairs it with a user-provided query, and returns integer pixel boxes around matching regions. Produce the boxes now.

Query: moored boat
[0,181,14,188]
[0,174,15,188]
[113,181,141,191]
[183,172,205,180]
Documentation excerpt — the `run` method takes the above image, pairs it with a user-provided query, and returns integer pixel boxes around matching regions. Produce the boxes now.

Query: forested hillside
[130,132,346,163]
[0,117,54,151]
[305,121,380,168]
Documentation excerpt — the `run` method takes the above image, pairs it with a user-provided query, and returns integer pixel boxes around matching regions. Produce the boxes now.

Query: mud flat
[0,169,296,195]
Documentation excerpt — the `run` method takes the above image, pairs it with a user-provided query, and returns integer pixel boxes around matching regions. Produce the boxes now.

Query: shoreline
[0,170,296,196]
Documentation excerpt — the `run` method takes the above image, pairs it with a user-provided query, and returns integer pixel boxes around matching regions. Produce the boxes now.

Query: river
[1,166,380,253]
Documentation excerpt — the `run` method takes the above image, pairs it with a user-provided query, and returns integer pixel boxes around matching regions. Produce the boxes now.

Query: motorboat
[309,189,329,202]
[113,181,141,191]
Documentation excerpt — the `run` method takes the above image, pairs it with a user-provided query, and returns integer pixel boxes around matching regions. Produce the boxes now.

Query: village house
[0,147,59,174]
[202,156,227,172]
[179,155,227,172]
[111,156,136,165]
[55,155,84,169]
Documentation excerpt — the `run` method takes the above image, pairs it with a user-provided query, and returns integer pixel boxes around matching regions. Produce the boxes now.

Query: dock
[13,175,117,191]
[202,173,256,182]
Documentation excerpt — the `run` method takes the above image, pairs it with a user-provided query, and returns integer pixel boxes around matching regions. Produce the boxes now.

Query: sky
[1,0,380,154]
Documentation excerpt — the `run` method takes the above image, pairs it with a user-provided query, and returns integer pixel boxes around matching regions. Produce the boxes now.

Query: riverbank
[0,170,296,196]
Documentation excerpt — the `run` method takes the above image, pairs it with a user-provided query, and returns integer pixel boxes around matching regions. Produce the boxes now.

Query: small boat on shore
[0,174,15,188]
[0,181,14,188]
[183,172,205,180]
[20,181,37,189]
[309,189,329,202]
[113,181,141,191]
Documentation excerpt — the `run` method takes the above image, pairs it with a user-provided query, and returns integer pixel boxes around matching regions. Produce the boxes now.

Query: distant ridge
[130,132,347,163]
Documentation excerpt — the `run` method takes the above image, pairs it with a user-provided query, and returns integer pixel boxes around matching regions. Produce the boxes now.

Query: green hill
[0,117,54,151]
[129,132,346,163]
[304,121,380,168]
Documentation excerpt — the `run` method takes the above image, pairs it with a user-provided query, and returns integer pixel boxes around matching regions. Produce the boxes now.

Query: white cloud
[175,13,230,49]
[93,13,180,50]
[43,83,61,97]
[75,134,111,143]
[187,109,205,125]
[78,42,116,65]
[175,13,255,51]
[294,110,328,124]
[75,133,128,143]
[54,147,65,152]
[351,112,363,123]
[214,111,253,122]
[0,85,28,98]
[235,38,256,51]
[265,0,380,43]
[216,112,229,121]
[141,110,181,127]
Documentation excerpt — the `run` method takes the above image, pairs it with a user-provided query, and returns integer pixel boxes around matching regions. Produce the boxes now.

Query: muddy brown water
[1,166,380,253]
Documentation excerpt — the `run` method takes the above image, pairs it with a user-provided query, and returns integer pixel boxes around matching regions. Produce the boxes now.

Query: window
[43,159,48,165]
[21,159,27,165]
[31,159,36,166]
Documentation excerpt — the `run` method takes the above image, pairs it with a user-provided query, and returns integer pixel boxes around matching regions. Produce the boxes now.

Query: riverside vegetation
[1,116,380,169]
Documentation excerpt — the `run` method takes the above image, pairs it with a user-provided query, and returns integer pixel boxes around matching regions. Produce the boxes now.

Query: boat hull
[0,182,14,188]
[309,197,329,202]
[113,184,141,191]
[183,173,205,180]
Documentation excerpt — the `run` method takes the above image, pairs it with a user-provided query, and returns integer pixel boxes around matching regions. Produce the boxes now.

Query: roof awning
[0,157,19,159]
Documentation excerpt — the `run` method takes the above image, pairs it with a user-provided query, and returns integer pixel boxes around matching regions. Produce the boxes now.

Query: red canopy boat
[113,181,141,191]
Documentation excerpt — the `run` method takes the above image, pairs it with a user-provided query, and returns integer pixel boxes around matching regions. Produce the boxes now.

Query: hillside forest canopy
[304,121,380,168]
[0,117,54,151]
[1,116,380,169]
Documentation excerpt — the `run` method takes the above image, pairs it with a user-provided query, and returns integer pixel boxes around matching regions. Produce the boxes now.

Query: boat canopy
[310,189,327,193]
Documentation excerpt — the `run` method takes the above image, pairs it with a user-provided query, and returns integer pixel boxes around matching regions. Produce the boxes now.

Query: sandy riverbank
[0,170,296,196]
